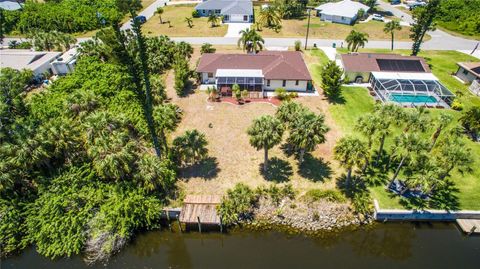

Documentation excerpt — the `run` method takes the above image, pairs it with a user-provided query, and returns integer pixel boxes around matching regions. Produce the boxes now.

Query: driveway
[224,23,252,38]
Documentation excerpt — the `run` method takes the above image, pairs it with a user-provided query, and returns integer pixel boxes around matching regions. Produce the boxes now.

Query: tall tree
[345,30,369,52]
[373,104,403,165]
[288,111,329,163]
[430,113,453,150]
[237,28,264,54]
[384,20,402,51]
[390,133,428,182]
[153,104,182,154]
[410,0,441,56]
[247,115,284,172]
[127,6,163,157]
[334,136,368,183]
[321,60,345,99]
[155,7,164,24]
[185,17,193,28]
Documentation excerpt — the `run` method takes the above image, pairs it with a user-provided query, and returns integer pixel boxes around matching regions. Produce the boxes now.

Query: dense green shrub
[304,189,347,203]
[435,0,480,37]
[15,0,126,34]
[218,183,257,225]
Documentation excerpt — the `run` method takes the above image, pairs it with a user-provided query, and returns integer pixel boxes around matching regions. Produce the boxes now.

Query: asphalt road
[2,0,479,51]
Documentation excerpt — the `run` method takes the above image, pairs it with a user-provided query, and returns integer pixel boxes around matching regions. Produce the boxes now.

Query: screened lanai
[215,69,264,95]
[369,72,455,108]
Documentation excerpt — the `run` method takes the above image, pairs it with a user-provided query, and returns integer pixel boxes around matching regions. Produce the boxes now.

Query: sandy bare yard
[165,46,343,196]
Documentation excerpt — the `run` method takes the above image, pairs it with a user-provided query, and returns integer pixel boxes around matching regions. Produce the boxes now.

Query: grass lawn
[142,4,227,37]
[254,7,420,41]
[323,48,480,210]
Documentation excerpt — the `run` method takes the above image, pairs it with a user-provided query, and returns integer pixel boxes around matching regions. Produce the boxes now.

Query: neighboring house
[51,47,79,75]
[194,0,253,23]
[340,53,431,83]
[196,51,313,93]
[0,49,61,77]
[456,62,480,96]
[315,0,370,25]
[0,48,78,78]
[0,0,23,11]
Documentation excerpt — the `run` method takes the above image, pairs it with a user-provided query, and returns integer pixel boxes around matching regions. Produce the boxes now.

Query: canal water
[3,223,479,269]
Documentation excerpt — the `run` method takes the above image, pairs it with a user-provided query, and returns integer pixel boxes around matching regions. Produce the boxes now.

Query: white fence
[373,200,480,221]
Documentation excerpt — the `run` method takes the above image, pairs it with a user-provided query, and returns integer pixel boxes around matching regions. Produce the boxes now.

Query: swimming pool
[390,94,437,103]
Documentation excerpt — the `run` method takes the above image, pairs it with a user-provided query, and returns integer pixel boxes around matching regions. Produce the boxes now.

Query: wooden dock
[179,195,222,231]
[456,219,480,235]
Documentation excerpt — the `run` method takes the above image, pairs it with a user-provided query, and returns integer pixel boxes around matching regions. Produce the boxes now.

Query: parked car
[133,15,147,24]
[390,0,401,4]
[372,14,384,22]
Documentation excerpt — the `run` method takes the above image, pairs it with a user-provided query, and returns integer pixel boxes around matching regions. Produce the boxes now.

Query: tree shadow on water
[298,153,332,182]
[178,157,220,180]
[260,157,293,183]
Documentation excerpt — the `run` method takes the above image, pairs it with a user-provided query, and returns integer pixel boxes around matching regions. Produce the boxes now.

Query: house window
[202,10,206,14]
[295,80,299,86]
[208,73,213,78]
[267,80,270,86]
[244,15,248,21]
[282,80,286,87]
[224,15,229,21]
[215,9,221,14]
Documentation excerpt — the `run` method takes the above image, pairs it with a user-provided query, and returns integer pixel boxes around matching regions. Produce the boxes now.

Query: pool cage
[369,72,455,108]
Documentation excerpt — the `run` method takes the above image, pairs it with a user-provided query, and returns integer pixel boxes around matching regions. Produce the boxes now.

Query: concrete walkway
[224,23,252,37]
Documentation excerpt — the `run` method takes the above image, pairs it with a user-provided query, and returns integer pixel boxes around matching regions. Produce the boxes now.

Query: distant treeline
[2,0,129,34]
[435,0,480,37]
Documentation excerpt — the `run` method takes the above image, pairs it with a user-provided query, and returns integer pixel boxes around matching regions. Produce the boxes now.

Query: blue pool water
[390,94,437,103]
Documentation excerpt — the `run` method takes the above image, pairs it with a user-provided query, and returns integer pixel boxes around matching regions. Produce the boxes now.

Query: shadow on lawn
[178,157,220,180]
[260,157,293,183]
[298,153,332,182]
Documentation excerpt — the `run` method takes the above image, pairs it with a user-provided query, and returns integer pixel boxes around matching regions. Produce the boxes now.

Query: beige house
[196,51,313,95]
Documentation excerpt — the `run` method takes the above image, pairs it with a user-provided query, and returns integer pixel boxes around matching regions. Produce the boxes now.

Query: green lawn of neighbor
[311,49,480,210]
[142,4,228,37]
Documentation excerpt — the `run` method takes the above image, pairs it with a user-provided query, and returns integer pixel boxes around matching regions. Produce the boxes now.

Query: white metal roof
[216,69,263,77]
[0,49,61,73]
[315,0,370,18]
[371,72,439,81]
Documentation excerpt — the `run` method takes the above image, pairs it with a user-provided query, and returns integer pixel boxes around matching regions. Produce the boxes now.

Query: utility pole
[304,8,312,50]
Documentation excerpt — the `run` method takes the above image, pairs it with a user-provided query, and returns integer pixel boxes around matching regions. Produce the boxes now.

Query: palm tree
[237,28,265,54]
[208,13,220,27]
[383,20,402,51]
[430,113,453,150]
[373,104,403,165]
[185,17,193,28]
[153,104,182,153]
[345,30,369,52]
[247,115,284,172]
[258,6,281,28]
[275,101,308,127]
[355,114,379,172]
[403,106,429,133]
[288,111,330,164]
[155,7,164,24]
[390,133,427,182]
[435,135,472,180]
[173,129,209,165]
[135,154,176,193]
[334,136,368,183]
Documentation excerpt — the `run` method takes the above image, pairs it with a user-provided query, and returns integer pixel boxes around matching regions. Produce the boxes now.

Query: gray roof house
[194,0,253,23]
[315,0,370,25]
